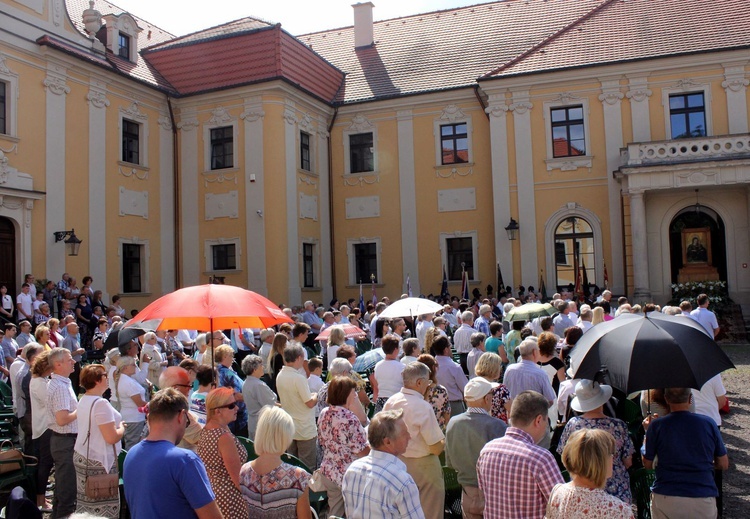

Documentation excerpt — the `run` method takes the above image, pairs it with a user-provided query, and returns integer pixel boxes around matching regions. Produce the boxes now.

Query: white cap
[464,377,498,400]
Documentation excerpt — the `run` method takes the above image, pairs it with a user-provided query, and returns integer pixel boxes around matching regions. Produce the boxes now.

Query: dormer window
[118,33,131,60]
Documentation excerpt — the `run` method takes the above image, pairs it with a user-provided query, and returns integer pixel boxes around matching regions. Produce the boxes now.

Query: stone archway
[668,207,727,285]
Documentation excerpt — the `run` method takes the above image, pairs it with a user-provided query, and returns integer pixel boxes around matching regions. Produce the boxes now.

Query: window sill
[203,166,239,175]
[0,134,19,143]
[118,161,149,172]
[545,156,593,172]
[298,169,318,178]
[119,292,152,298]
[345,283,386,289]
[343,171,380,186]
[204,270,243,275]
[301,287,322,292]
[435,162,474,170]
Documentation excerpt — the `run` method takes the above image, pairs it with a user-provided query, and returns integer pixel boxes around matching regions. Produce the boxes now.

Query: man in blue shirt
[644,387,728,519]
[124,388,221,519]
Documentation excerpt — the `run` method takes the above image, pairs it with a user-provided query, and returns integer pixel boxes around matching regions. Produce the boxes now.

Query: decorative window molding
[118,237,150,294]
[119,102,149,167]
[343,114,378,176]
[434,105,474,166]
[299,130,314,174]
[202,107,237,172]
[204,237,241,273]
[103,13,142,63]
[0,55,19,137]
[439,230,479,281]
[346,237,382,286]
[662,79,713,139]
[543,94,593,172]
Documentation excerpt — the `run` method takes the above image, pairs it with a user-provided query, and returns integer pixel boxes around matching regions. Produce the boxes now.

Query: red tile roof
[300,0,605,104]
[483,0,750,78]
[144,17,273,51]
[142,25,344,101]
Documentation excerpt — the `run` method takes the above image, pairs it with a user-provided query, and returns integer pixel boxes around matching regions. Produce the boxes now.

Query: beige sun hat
[570,379,613,413]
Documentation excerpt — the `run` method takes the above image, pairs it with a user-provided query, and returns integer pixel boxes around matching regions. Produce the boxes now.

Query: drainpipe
[474,84,489,120]
[167,97,181,289]
[327,107,339,297]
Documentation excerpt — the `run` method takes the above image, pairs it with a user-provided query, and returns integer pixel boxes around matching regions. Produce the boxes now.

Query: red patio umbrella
[124,284,292,380]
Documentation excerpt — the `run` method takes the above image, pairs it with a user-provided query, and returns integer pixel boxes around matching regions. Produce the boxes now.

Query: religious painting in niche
[682,227,712,266]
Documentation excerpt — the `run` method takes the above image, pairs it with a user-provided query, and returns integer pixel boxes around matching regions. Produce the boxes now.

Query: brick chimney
[352,2,374,48]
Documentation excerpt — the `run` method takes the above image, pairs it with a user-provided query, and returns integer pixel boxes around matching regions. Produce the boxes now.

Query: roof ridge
[143,23,278,53]
[143,15,273,51]
[479,0,619,79]
[297,0,514,37]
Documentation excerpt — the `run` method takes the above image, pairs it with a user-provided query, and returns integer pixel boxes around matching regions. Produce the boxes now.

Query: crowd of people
[0,274,731,519]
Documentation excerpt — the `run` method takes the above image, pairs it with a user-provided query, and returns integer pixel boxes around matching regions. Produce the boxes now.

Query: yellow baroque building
[1,0,749,308]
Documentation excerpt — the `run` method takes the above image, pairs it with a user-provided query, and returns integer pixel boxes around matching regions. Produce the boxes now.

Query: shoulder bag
[83,398,120,500]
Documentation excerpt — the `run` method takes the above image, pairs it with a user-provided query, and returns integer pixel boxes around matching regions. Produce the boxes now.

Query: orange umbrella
[124,284,292,331]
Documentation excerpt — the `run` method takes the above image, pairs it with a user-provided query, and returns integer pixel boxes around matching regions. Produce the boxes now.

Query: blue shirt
[644,410,726,498]
[218,364,248,428]
[124,440,215,518]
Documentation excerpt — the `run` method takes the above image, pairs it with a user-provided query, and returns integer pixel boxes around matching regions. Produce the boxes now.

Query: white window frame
[0,62,19,138]
[662,82,713,140]
[203,119,238,172]
[119,238,150,294]
[103,13,141,63]
[300,238,320,290]
[433,117,474,166]
[205,237,241,273]
[299,130,315,174]
[343,129,378,176]
[440,230,479,282]
[543,96,593,172]
[118,107,149,168]
[347,237,382,286]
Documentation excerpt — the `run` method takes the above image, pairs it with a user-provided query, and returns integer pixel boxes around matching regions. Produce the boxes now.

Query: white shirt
[1,295,12,311]
[415,320,434,350]
[690,307,719,336]
[116,373,147,423]
[692,374,726,426]
[74,395,122,471]
[577,321,593,333]
[16,292,32,318]
[400,355,418,366]
[383,388,445,458]
[9,358,26,411]
[259,342,272,367]
[373,359,405,399]
[30,376,50,439]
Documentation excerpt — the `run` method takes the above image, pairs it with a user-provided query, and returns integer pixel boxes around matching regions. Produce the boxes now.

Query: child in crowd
[307,357,325,418]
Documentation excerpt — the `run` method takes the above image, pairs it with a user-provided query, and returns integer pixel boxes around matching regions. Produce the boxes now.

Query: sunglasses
[182,410,192,428]
[214,402,237,411]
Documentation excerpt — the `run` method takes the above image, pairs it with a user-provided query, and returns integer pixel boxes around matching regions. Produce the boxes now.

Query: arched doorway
[0,218,16,296]
[554,216,596,293]
[669,206,727,284]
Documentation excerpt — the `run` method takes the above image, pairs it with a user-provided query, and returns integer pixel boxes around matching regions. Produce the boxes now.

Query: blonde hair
[267,333,288,373]
[591,307,605,326]
[205,387,235,420]
[214,344,234,363]
[423,328,441,356]
[34,325,50,342]
[561,429,615,488]
[254,406,294,456]
[475,352,502,381]
[327,326,346,347]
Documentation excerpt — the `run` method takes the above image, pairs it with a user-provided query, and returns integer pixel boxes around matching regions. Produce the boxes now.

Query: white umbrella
[379,297,444,319]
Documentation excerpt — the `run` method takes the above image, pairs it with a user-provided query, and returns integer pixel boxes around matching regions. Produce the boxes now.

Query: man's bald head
[159,367,191,396]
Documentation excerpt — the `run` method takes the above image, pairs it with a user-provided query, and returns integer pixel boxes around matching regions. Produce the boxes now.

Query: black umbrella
[570,312,734,394]
[103,326,148,351]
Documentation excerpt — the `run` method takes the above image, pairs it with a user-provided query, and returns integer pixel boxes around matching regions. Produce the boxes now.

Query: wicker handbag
[83,398,119,500]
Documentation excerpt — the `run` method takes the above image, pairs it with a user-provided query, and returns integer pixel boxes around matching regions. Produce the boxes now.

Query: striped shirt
[477,427,563,519]
[342,450,425,519]
[47,373,78,434]
[452,324,474,354]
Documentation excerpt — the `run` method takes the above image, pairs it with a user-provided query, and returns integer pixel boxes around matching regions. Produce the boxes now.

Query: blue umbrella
[353,347,384,373]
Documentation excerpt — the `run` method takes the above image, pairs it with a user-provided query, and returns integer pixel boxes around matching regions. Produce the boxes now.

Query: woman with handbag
[74,364,124,518]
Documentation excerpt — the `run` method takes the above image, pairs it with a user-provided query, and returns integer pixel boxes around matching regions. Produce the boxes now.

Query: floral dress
[240,462,311,519]
[198,427,249,519]
[557,416,635,503]
[318,405,368,484]
[546,483,634,519]
[490,384,512,423]
[427,384,451,431]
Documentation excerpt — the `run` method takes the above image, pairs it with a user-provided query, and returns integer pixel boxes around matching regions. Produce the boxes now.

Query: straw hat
[570,379,613,413]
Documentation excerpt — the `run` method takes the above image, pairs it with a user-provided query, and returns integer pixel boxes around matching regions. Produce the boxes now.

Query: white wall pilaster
[509,91,537,288]
[629,191,651,301]
[177,108,200,286]
[626,76,652,143]
[486,94,514,291]
[241,98,268,295]
[43,63,69,280]
[722,65,749,134]
[396,109,420,295]
[599,80,625,294]
[317,121,333,303]
[283,103,301,305]
[157,113,175,295]
[86,80,109,299]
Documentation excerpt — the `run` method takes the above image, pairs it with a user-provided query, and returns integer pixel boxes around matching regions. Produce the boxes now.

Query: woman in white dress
[114,356,148,450]
[140,332,167,386]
